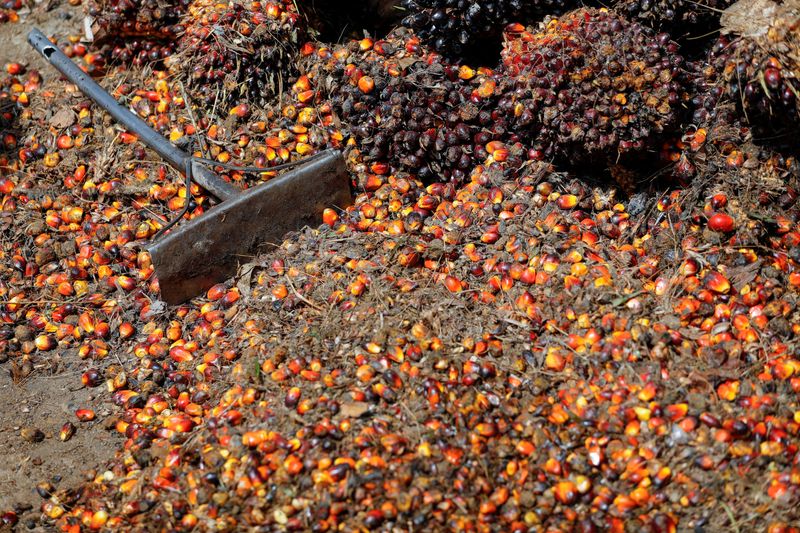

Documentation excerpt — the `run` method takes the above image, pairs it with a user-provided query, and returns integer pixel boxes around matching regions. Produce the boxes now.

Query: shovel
[28,29,352,304]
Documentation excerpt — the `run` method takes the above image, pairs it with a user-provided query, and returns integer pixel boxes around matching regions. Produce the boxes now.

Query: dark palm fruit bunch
[305,29,520,183]
[166,0,304,107]
[494,9,685,162]
[86,0,188,64]
[333,58,482,182]
[613,0,734,34]
[699,0,799,130]
[683,55,727,125]
[108,39,179,66]
[300,0,402,41]
[400,0,580,59]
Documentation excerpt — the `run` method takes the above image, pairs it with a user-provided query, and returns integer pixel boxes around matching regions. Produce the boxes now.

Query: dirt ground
[0,0,80,68]
[0,2,122,528]
[0,368,121,528]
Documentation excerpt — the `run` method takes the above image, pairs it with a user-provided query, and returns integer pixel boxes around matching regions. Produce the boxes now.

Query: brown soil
[0,2,122,529]
[0,368,122,530]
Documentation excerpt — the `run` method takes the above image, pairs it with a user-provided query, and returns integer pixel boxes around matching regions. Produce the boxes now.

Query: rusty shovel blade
[147,150,351,304]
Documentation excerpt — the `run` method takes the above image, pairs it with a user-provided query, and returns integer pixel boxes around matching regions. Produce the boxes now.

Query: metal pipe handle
[27,28,239,201]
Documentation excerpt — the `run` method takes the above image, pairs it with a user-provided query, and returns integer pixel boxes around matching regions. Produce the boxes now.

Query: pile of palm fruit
[2,0,800,530]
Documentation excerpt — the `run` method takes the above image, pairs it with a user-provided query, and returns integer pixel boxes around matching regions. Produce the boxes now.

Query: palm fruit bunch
[613,0,734,34]
[684,52,728,125]
[400,0,580,59]
[85,0,189,64]
[302,29,523,183]
[698,0,799,130]
[495,9,686,162]
[304,9,688,181]
[166,0,304,107]
[301,0,402,41]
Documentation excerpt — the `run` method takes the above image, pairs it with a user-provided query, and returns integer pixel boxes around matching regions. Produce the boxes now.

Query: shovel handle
[27,28,239,201]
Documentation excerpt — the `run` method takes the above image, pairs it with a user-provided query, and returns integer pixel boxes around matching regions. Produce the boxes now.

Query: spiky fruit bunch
[167,0,304,107]
[86,0,188,64]
[401,0,580,59]
[105,38,178,66]
[495,9,685,162]
[613,0,734,34]
[700,0,799,129]
[303,12,687,181]
[300,0,402,42]
[87,0,187,40]
[303,30,514,183]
